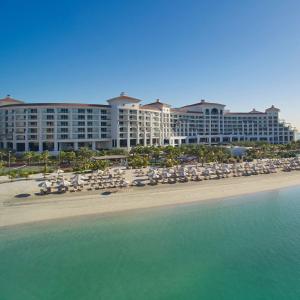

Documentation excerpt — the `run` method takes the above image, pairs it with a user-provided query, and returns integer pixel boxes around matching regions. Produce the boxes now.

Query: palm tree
[193,145,212,166]
[150,146,161,164]
[0,150,6,162]
[196,147,206,166]
[66,151,76,165]
[23,151,34,166]
[215,148,230,163]
[164,145,182,160]
[0,160,4,171]
[76,147,94,170]
[40,151,50,173]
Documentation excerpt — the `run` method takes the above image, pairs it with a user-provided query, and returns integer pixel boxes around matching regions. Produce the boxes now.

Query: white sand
[1,171,300,228]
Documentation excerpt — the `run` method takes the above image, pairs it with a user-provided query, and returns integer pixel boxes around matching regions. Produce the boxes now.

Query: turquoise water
[1,187,300,300]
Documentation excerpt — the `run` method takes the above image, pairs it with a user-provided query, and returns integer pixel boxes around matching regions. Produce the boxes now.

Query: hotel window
[78,121,85,126]
[101,110,107,114]
[87,109,93,114]
[59,108,69,113]
[78,115,85,120]
[61,121,68,126]
[47,108,55,113]
[78,109,85,113]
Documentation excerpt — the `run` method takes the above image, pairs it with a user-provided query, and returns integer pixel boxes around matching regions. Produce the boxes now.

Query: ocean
[1,186,300,300]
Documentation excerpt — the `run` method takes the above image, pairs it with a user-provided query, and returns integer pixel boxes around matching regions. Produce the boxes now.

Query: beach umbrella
[151,173,160,180]
[133,179,145,186]
[178,169,188,177]
[71,175,85,186]
[209,168,216,175]
[162,170,171,178]
[190,168,198,176]
[93,169,104,175]
[71,174,85,180]
[238,166,244,172]
[38,181,52,188]
[222,167,231,174]
[58,178,71,187]
[53,169,65,177]
[120,179,129,187]
[202,169,209,176]
[114,168,123,176]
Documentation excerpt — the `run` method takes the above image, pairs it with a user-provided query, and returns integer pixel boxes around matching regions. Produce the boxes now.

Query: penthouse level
[0,93,297,153]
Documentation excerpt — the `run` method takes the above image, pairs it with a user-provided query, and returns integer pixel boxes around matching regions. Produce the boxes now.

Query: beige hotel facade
[0,93,297,153]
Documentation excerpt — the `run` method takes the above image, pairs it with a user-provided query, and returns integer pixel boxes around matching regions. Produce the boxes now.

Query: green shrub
[128,155,149,168]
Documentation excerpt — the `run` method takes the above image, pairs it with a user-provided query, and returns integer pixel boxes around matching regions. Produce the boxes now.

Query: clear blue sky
[1,0,299,129]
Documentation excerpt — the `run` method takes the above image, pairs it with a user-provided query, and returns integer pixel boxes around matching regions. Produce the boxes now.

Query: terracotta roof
[0,95,24,106]
[0,102,110,108]
[180,99,225,108]
[249,109,264,114]
[106,93,142,103]
[143,99,171,108]
[265,105,280,111]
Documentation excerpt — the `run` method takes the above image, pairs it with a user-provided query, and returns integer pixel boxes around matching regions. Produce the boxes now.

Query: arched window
[211,108,219,115]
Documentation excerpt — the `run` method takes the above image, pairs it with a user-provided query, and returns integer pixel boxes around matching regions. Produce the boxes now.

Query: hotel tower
[0,93,297,153]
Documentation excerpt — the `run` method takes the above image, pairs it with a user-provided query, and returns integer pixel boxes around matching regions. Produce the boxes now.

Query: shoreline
[1,171,300,228]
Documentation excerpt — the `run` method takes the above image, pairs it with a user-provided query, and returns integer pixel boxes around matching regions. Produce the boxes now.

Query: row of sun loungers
[39,157,300,194]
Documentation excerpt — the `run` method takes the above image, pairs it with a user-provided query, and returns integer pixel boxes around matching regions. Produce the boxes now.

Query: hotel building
[0,93,297,153]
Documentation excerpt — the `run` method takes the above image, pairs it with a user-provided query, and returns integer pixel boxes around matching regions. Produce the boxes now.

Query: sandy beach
[0,171,300,228]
